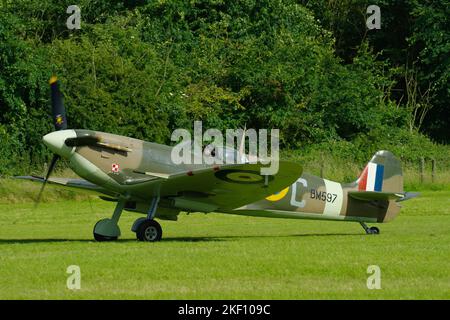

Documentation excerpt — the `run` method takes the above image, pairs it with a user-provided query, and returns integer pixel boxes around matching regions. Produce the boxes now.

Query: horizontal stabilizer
[396,192,420,202]
[348,191,419,202]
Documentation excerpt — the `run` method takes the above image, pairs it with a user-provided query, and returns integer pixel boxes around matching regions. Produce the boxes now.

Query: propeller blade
[49,76,67,131]
[34,154,60,208]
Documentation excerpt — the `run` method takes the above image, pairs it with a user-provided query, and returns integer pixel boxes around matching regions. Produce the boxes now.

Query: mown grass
[0,178,93,204]
[0,188,449,299]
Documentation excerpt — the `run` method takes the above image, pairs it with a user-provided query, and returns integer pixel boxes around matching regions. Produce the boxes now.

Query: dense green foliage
[0,0,448,175]
[301,0,450,142]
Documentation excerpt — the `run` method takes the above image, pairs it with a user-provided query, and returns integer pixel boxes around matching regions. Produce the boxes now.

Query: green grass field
[0,189,449,299]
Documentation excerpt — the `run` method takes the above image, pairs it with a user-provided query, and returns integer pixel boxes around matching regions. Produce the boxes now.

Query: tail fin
[356,150,403,193]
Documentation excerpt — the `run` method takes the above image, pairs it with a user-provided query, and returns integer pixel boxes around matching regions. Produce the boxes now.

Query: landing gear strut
[93,199,124,241]
[131,196,163,242]
[360,222,380,235]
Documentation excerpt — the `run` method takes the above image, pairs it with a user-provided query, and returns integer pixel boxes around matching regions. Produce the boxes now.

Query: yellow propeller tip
[49,76,58,84]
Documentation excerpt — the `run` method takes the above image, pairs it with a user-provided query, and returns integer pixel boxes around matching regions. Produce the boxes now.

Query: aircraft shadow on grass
[0,233,363,244]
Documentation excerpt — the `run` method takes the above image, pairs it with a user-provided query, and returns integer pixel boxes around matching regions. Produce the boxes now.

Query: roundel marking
[226,172,262,182]
[266,187,289,201]
[214,169,274,184]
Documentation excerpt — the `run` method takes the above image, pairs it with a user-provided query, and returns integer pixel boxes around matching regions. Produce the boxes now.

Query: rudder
[356,150,403,193]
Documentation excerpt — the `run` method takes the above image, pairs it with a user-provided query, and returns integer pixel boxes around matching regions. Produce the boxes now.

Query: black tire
[93,233,118,242]
[136,220,162,242]
[368,226,380,235]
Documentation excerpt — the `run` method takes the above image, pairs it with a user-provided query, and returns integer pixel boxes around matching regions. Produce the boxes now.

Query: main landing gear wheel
[360,222,380,235]
[136,220,162,242]
[93,219,120,241]
[93,199,124,242]
[93,233,118,242]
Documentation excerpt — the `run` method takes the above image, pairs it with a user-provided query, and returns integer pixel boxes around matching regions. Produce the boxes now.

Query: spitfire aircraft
[18,77,417,242]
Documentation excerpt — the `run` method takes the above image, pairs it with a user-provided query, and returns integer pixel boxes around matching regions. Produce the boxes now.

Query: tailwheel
[360,222,380,235]
[136,219,162,242]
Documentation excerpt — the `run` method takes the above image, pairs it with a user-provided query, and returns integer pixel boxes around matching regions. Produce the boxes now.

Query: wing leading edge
[15,176,118,197]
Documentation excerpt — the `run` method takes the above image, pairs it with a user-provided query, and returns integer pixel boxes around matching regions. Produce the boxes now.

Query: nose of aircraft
[43,129,77,158]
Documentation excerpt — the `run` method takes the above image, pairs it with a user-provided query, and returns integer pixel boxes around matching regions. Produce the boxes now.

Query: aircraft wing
[15,176,118,197]
[150,161,302,211]
[15,160,303,212]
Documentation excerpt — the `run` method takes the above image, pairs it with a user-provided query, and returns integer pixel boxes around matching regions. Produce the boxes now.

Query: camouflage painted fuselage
[45,129,404,224]
[235,172,401,223]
